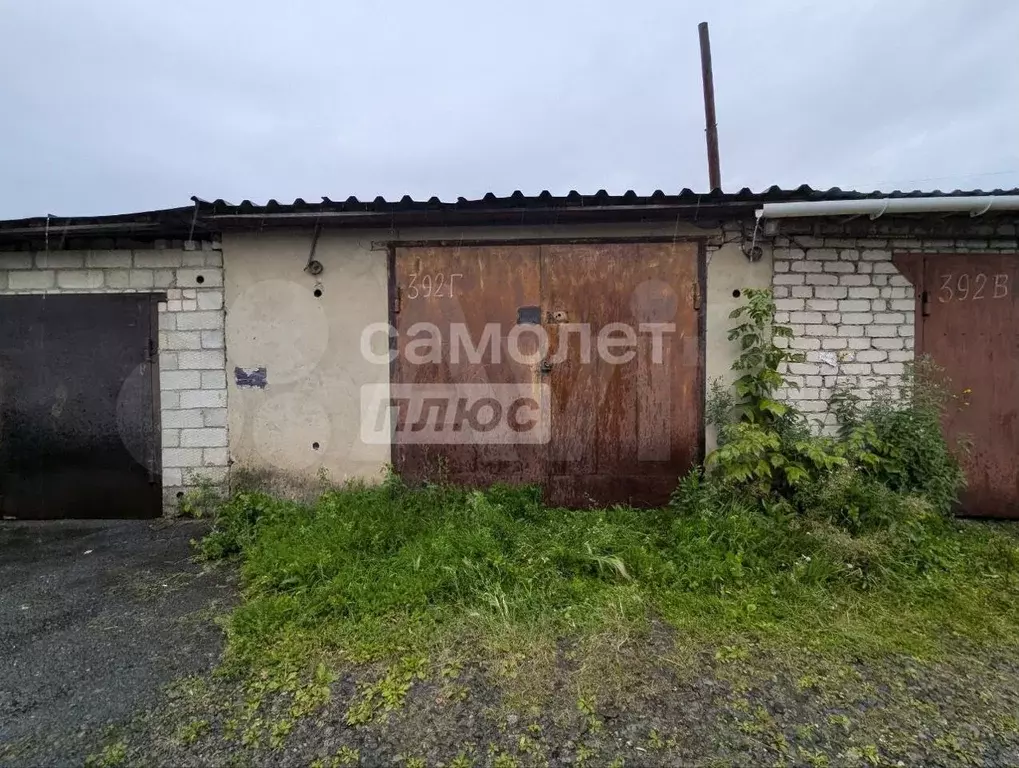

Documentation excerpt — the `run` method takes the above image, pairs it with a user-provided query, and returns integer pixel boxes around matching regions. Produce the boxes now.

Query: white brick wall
[0,245,227,512]
[771,228,1019,431]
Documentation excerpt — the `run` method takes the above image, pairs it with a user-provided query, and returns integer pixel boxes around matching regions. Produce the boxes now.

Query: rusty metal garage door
[388,241,703,507]
[916,253,1019,518]
[0,294,162,519]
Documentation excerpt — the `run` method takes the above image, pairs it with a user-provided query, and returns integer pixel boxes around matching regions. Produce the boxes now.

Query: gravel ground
[0,519,233,767]
[5,523,1019,767]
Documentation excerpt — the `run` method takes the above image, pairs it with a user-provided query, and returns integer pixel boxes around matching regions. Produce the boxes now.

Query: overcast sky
[1,0,1017,218]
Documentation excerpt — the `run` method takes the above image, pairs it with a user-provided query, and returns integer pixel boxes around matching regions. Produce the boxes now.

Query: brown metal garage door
[916,253,1019,518]
[0,294,162,519]
[389,241,703,507]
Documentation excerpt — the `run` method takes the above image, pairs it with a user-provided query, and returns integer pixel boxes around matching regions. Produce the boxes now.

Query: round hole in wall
[313,288,323,298]
[176,491,184,499]
[732,289,741,299]
[196,274,205,284]
[312,441,320,450]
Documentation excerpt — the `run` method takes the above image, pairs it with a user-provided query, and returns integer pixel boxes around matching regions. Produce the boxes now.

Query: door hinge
[692,282,702,311]
[392,286,402,315]
[921,290,930,317]
[147,337,157,363]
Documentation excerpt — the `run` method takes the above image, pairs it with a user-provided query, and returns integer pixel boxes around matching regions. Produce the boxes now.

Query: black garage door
[0,294,162,519]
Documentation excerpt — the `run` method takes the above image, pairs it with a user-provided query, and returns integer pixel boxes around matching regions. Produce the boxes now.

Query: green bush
[704,289,965,525]
[832,358,967,515]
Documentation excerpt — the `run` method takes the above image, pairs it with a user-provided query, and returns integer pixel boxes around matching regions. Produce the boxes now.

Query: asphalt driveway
[0,519,233,766]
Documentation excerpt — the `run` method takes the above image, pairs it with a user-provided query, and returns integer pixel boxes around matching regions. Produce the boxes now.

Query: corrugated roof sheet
[2,186,1017,241]
[195,185,1019,216]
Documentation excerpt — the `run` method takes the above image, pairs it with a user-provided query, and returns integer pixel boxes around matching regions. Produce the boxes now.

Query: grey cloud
[1,0,1016,218]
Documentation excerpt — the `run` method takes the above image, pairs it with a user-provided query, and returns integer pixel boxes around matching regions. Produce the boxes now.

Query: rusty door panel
[390,241,703,507]
[391,245,545,487]
[918,253,1019,517]
[0,294,161,519]
[542,242,702,506]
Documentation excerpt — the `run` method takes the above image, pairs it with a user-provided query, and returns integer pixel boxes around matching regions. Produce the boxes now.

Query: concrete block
[837,325,864,337]
[9,270,55,290]
[176,268,223,288]
[822,261,855,273]
[0,253,33,269]
[202,447,230,466]
[872,312,906,324]
[790,311,823,324]
[36,252,84,269]
[162,409,205,428]
[134,251,184,268]
[821,338,848,349]
[872,337,905,350]
[180,427,228,448]
[840,363,872,375]
[790,338,821,350]
[177,350,225,370]
[846,286,879,299]
[153,269,176,288]
[807,299,837,311]
[841,312,873,324]
[775,298,805,311]
[160,370,202,390]
[872,261,900,274]
[791,286,813,299]
[176,311,224,331]
[855,350,888,362]
[861,249,891,261]
[130,270,155,288]
[809,248,838,261]
[203,408,228,427]
[162,448,203,468]
[806,273,839,286]
[774,273,805,285]
[163,331,203,350]
[839,275,872,287]
[201,330,225,349]
[838,299,871,312]
[106,270,132,288]
[162,429,180,448]
[865,325,899,337]
[86,250,133,268]
[815,286,848,299]
[57,270,105,289]
[197,291,223,311]
[201,371,227,389]
[162,468,183,487]
[790,260,823,273]
[872,363,905,375]
[180,389,227,409]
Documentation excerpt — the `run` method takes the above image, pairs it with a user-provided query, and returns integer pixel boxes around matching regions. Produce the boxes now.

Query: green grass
[200,475,1019,685]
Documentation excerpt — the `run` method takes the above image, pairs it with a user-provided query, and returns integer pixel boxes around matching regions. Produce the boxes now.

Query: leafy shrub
[832,358,966,515]
[707,289,849,495]
[697,289,965,533]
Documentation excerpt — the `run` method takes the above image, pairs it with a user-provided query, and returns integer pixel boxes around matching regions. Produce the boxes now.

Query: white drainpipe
[757,195,1019,220]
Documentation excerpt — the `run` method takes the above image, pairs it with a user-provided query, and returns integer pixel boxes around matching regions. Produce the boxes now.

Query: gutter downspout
[756,195,1019,220]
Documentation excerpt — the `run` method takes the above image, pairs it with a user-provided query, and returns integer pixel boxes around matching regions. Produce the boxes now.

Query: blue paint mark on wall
[235,367,267,389]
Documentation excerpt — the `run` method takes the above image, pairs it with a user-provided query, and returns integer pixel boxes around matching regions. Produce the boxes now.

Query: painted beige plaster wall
[222,222,771,485]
